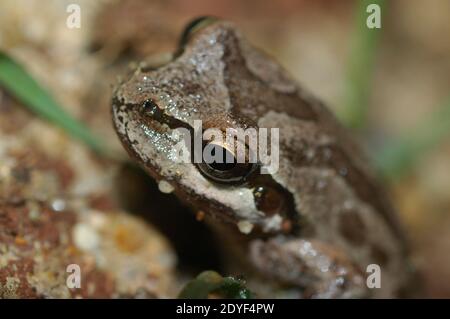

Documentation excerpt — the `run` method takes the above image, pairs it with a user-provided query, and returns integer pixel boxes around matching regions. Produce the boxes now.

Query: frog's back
[206,21,414,297]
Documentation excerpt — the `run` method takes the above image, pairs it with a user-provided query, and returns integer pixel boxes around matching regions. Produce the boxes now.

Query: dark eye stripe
[138,99,193,131]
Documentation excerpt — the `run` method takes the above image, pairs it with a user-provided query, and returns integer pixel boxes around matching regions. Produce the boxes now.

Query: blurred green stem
[376,98,450,179]
[0,52,111,156]
[340,0,386,129]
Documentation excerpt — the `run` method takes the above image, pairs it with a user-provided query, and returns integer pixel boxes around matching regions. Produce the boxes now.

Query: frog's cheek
[111,104,165,172]
[111,102,131,139]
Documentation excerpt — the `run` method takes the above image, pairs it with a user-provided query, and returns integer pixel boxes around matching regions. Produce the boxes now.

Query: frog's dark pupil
[207,146,236,172]
[209,163,236,171]
[208,161,237,172]
[196,141,256,185]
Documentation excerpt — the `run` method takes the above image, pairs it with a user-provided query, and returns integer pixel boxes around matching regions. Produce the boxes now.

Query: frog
[111,17,416,298]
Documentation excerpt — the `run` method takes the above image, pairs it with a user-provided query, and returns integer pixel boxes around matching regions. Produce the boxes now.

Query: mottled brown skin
[112,18,414,298]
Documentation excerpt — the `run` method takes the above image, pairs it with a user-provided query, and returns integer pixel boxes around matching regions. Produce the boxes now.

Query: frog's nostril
[141,99,164,121]
[142,99,157,111]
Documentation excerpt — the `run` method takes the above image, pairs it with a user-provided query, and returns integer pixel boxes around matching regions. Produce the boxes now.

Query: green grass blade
[340,0,386,129]
[376,98,450,179]
[0,52,108,155]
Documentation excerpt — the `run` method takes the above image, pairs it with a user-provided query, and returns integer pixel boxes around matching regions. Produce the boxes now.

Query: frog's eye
[179,16,218,48]
[196,141,257,184]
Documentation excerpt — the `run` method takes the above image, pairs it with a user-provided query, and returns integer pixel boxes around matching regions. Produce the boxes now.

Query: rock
[0,91,178,298]
[0,198,177,298]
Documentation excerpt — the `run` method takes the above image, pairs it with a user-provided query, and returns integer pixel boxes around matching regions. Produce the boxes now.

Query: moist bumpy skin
[112,18,415,298]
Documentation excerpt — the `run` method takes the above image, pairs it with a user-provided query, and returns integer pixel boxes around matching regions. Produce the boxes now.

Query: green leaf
[178,271,252,299]
[0,52,109,156]
[376,98,450,179]
[339,0,386,129]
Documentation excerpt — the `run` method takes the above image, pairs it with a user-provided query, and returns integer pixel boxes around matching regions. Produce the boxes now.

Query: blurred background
[0,0,449,298]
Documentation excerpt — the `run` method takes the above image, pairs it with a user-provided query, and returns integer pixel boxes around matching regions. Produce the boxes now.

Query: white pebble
[237,220,254,234]
[73,223,100,252]
[158,180,174,194]
[51,198,66,212]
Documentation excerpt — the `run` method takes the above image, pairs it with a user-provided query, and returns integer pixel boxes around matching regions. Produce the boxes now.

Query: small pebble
[237,220,254,234]
[196,210,205,221]
[51,198,66,212]
[73,223,100,252]
[158,180,174,194]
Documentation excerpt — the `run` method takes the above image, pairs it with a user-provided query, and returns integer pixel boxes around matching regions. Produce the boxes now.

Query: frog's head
[112,17,297,234]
